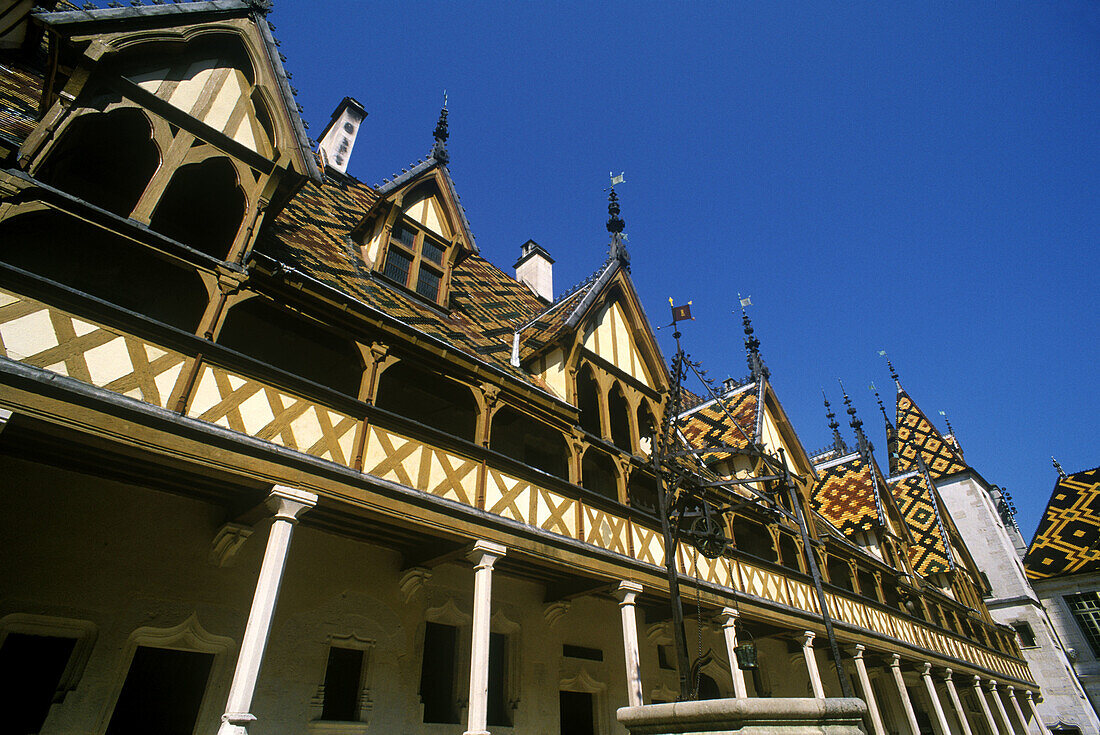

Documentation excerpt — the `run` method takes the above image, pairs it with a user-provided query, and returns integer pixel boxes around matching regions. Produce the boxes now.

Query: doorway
[560,690,596,735]
[105,646,214,735]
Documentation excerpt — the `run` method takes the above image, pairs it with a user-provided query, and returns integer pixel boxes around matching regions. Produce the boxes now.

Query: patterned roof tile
[889,471,952,576]
[1024,466,1100,580]
[894,388,967,479]
[811,453,882,536]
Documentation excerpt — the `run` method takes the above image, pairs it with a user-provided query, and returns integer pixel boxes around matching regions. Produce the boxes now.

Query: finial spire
[840,379,872,457]
[606,173,628,262]
[878,350,900,388]
[431,92,449,164]
[1053,456,1067,479]
[823,389,847,454]
[871,383,899,474]
[740,294,769,381]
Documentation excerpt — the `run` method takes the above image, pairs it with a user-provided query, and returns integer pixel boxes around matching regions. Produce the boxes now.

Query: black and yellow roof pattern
[894,387,967,479]
[1024,466,1100,580]
[678,385,760,458]
[811,452,883,536]
[889,470,953,576]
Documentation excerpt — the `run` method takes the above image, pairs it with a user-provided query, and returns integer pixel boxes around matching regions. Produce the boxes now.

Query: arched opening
[374,362,477,442]
[38,108,159,218]
[608,384,632,452]
[696,673,722,700]
[627,471,658,515]
[576,365,602,437]
[489,406,569,479]
[857,568,880,602]
[149,157,245,260]
[826,556,853,592]
[217,298,363,398]
[636,402,657,454]
[731,516,776,562]
[581,447,618,501]
[777,533,801,572]
[0,211,207,331]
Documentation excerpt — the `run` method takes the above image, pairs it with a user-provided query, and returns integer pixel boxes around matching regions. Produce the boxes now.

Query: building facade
[0,2,1046,734]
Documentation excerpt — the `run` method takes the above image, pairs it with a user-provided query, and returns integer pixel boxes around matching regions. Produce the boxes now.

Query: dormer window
[382,218,449,302]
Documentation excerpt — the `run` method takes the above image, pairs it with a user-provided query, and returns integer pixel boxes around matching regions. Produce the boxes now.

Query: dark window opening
[577,367,602,437]
[489,406,568,478]
[105,646,214,735]
[487,632,509,728]
[559,691,595,735]
[657,645,674,670]
[320,646,364,721]
[581,447,618,501]
[383,247,413,286]
[882,583,902,611]
[218,298,364,398]
[563,645,603,662]
[416,267,442,301]
[732,516,776,562]
[38,108,159,218]
[1011,621,1037,649]
[857,569,880,602]
[0,633,77,735]
[0,211,208,332]
[149,157,245,261]
[777,533,801,572]
[608,385,632,452]
[826,556,853,591]
[419,623,459,724]
[627,471,658,514]
[636,403,657,448]
[375,361,477,442]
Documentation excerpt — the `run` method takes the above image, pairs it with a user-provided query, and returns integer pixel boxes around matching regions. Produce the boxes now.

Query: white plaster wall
[1034,574,1100,724]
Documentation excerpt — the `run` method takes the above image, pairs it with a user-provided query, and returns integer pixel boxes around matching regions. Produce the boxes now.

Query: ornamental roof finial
[1053,456,1067,479]
[823,389,847,454]
[878,350,900,388]
[606,172,628,262]
[871,383,899,474]
[840,379,872,458]
[740,295,769,382]
[431,91,449,165]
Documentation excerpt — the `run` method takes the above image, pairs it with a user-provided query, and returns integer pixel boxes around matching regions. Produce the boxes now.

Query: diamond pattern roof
[1025,466,1100,580]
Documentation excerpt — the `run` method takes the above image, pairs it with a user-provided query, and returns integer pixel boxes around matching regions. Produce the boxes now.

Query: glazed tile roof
[811,451,884,537]
[0,59,42,148]
[514,263,610,357]
[678,383,760,459]
[889,470,953,576]
[894,387,968,479]
[262,174,552,385]
[1024,466,1100,580]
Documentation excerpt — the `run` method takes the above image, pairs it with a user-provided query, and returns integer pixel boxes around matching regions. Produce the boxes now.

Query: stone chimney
[514,240,554,302]
[318,97,367,174]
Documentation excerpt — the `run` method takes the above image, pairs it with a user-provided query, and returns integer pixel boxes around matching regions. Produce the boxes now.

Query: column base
[463,731,491,735]
[218,712,257,735]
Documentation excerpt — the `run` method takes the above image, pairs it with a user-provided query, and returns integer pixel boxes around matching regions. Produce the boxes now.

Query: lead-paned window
[1066,592,1100,657]
[381,217,449,305]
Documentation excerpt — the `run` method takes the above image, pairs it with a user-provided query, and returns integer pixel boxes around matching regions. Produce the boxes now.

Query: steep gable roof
[678,381,760,459]
[811,451,885,537]
[1024,465,1100,580]
[894,386,967,479]
[888,469,954,576]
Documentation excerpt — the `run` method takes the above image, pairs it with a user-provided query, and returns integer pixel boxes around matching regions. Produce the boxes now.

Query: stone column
[849,645,886,735]
[919,663,952,735]
[972,675,1002,735]
[1023,691,1050,735]
[1006,686,1031,735]
[988,680,1015,735]
[613,581,645,707]
[799,631,825,698]
[464,540,506,735]
[889,653,921,735]
[716,608,748,698]
[941,668,973,735]
[218,486,317,735]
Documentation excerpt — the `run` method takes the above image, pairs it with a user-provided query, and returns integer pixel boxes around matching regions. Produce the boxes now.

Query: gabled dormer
[351,108,476,307]
[17,1,319,263]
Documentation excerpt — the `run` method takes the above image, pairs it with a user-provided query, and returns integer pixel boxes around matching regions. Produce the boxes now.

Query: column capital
[266,485,317,523]
[613,580,643,606]
[1006,684,1016,694]
[1023,690,1035,702]
[889,652,903,669]
[848,643,867,659]
[985,678,999,692]
[942,667,953,682]
[466,539,506,569]
[715,607,739,627]
[798,630,816,647]
[919,662,933,676]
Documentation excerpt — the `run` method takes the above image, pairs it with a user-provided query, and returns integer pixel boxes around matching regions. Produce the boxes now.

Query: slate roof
[889,470,953,576]
[894,386,968,479]
[811,451,885,537]
[1024,466,1100,580]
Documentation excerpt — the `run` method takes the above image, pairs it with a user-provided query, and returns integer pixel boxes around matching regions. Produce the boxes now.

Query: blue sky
[272,2,1099,540]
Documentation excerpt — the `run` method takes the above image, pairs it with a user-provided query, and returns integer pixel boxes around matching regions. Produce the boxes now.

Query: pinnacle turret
[431,96,449,165]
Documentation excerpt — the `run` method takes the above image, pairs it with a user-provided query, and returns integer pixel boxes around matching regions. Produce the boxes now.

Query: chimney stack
[318,97,367,174]
[514,240,554,302]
